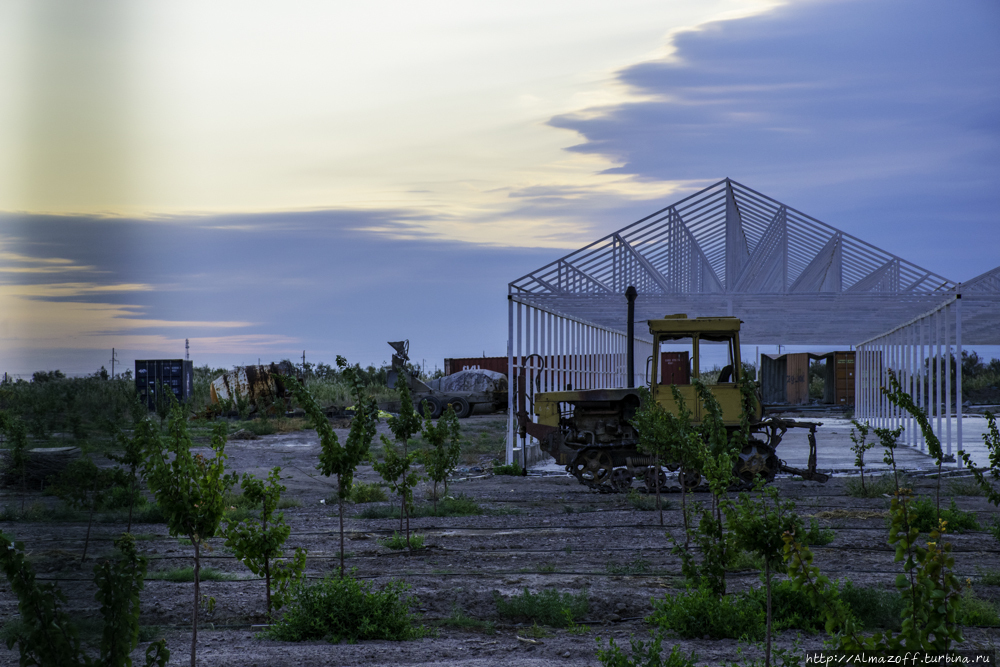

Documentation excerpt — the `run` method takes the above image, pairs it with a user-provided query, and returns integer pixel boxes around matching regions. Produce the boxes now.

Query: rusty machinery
[515,298,827,493]
[386,340,502,419]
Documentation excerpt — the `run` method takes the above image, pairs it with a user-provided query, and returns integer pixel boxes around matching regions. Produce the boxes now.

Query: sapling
[0,531,170,667]
[285,356,379,576]
[373,437,421,548]
[372,376,424,544]
[875,425,905,494]
[849,419,874,494]
[0,411,30,510]
[725,484,803,667]
[223,467,307,616]
[959,411,1000,541]
[421,403,461,513]
[141,404,234,667]
[106,392,154,533]
[48,457,116,561]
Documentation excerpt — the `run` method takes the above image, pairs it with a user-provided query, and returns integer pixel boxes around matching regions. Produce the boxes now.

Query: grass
[538,563,557,573]
[266,573,426,642]
[948,478,986,496]
[0,502,82,522]
[147,566,236,582]
[379,532,425,550]
[803,518,836,545]
[958,588,1000,627]
[726,549,765,572]
[437,606,493,632]
[838,581,903,630]
[519,623,552,639]
[648,586,765,640]
[349,482,388,504]
[606,554,652,575]
[356,494,509,519]
[492,461,522,476]
[625,489,666,512]
[844,473,898,498]
[494,588,589,627]
[976,567,1000,586]
[904,496,981,533]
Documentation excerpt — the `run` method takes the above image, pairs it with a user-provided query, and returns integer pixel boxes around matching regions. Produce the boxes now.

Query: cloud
[547,0,1000,279]
[0,209,555,374]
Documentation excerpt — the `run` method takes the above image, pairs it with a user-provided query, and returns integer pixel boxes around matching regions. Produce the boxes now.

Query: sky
[0,0,998,377]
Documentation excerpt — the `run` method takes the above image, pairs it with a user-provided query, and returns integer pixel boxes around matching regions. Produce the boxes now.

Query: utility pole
[302,350,306,372]
[110,348,119,379]
[185,338,190,361]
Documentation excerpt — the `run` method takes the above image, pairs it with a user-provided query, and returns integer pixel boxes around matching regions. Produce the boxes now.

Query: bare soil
[1,414,998,666]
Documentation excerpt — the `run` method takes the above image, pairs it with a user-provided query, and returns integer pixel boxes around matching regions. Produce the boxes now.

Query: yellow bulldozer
[515,313,828,492]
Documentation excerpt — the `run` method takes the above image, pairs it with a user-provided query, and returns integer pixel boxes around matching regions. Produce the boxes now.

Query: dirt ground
[1,414,998,666]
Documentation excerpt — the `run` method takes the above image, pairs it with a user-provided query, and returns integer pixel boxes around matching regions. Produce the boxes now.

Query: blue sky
[1,0,997,376]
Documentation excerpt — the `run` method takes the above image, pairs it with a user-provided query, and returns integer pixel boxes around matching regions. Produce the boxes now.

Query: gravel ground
[1,414,998,666]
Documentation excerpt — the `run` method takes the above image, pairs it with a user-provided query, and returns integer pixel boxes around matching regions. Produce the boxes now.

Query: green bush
[648,586,764,640]
[349,482,388,503]
[596,631,698,667]
[726,549,764,572]
[958,588,1000,627]
[492,461,522,476]
[745,580,826,634]
[357,494,485,519]
[148,567,235,582]
[494,588,588,627]
[803,518,836,546]
[838,581,903,630]
[606,555,652,575]
[905,496,981,533]
[266,574,424,642]
[379,532,424,550]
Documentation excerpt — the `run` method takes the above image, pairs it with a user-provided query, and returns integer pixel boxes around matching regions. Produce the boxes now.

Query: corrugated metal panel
[834,351,855,405]
[760,355,787,404]
[135,359,194,410]
[786,353,810,404]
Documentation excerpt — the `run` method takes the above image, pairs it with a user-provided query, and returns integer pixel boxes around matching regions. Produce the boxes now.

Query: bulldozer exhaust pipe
[625,285,637,388]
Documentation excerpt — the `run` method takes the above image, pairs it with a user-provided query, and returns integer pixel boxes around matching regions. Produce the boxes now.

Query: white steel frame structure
[506,178,998,465]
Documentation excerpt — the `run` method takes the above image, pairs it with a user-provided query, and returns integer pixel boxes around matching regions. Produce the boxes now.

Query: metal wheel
[733,440,779,485]
[445,396,471,418]
[569,448,613,487]
[417,395,441,419]
[609,468,633,493]
[643,466,667,493]
[678,467,702,490]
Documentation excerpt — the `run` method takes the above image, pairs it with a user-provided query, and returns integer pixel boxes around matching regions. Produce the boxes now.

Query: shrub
[647,586,764,640]
[803,518,836,546]
[379,532,424,550]
[596,631,698,667]
[357,494,484,519]
[838,581,903,630]
[726,549,764,572]
[494,588,588,627]
[492,461,522,476]
[148,567,235,582]
[905,496,980,533]
[626,489,661,512]
[606,554,651,575]
[958,588,1000,627]
[745,580,826,634]
[349,482,388,503]
[266,574,424,642]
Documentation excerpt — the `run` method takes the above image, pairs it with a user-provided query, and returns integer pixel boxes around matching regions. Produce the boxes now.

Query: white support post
[945,303,952,459]
[956,296,963,468]
[936,309,943,443]
[507,295,515,465]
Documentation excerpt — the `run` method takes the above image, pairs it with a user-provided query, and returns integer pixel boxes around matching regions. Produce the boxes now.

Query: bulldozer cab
[648,315,752,425]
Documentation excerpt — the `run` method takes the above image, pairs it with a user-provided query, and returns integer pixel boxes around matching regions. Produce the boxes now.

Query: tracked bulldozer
[515,297,828,492]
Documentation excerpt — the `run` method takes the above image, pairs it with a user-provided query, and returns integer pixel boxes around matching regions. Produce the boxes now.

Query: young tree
[105,392,151,533]
[372,375,424,545]
[0,531,170,667]
[421,403,461,513]
[630,386,701,528]
[141,404,234,667]
[48,457,116,561]
[0,411,30,511]
[849,419,874,494]
[285,356,379,576]
[223,467,307,616]
[725,485,803,667]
